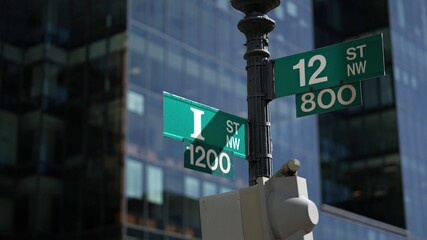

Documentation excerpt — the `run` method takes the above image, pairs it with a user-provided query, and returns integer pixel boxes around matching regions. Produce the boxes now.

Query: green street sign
[295,82,362,117]
[184,140,234,179]
[274,34,385,97]
[163,92,247,158]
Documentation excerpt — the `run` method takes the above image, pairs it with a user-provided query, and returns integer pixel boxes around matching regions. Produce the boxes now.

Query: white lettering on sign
[187,144,231,174]
[293,54,328,87]
[226,135,241,150]
[226,120,241,151]
[300,84,357,113]
[346,44,367,77]
[346,44,366,60]
[190,107,205,141]
[226,120,240,134]
[347,61,367,76]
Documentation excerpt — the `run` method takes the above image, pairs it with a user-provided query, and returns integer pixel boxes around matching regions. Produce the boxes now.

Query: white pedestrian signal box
[199,175,319,240]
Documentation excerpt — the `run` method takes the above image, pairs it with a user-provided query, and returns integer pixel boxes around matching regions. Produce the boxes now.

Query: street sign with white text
[274,34,385,97]
[295,82,363,117]
[163,92,248,158]
[184,140,235,179]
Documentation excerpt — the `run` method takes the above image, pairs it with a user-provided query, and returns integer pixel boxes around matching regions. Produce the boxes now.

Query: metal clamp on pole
[266,60,275,100]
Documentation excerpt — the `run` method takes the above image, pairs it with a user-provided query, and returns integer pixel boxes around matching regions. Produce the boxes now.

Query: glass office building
[0,0,426,240]
[315,0,404,230]
[313,0,427,239]
[0,1,126,239]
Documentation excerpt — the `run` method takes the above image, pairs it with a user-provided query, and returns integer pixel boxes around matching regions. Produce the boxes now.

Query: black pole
[231,0,280,186]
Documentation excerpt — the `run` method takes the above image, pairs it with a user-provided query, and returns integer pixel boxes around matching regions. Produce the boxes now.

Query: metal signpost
[231,0,279,186]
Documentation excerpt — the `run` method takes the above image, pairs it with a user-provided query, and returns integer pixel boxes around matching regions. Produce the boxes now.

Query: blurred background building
[0,0,426,239]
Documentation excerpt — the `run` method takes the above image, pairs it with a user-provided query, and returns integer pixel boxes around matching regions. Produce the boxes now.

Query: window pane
[147,165,163,205]
[126,158,143,199]
[184,176,200,200]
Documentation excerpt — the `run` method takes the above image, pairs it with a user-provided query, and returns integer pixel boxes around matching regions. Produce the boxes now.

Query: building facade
[0,0,426,240]
[0,0,126,239]
[313,0,427,239]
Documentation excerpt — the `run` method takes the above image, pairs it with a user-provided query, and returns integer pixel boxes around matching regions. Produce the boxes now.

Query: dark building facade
[0,0,126,239]
[314,0,404,228]
[0,0,426,240]
[313,0,427,239]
